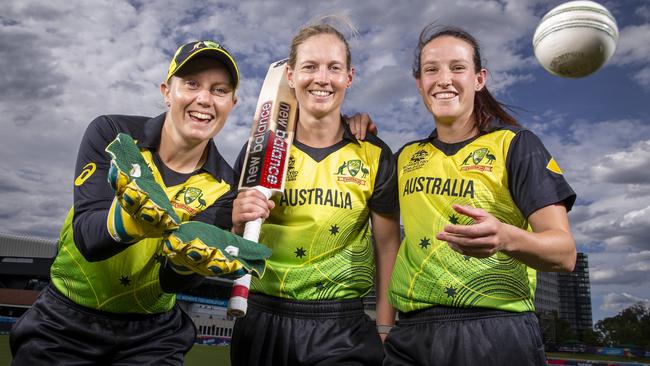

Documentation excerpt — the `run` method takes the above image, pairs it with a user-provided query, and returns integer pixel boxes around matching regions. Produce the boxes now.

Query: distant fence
[195,335,230,347]
[557,345,650,359]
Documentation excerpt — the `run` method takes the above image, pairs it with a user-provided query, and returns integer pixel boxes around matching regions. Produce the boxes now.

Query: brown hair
[413,24,519,130]
[288,24,352,70]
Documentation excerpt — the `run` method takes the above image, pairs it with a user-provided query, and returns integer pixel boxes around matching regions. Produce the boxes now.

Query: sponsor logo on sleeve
[74,163,97,186]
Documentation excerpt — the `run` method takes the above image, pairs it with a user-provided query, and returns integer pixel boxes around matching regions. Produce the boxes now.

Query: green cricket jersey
[236,122,397,300]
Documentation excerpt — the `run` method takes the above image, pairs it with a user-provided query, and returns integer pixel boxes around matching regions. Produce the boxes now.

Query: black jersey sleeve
[368,139,399,214]
[71,116,132,261]
[159,259,205,293]
[506,130,577,218]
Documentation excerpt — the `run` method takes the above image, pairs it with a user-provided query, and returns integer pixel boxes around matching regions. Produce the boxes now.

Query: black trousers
[231,293,384,366]
[383,306,546,366]
[10,285,196,366]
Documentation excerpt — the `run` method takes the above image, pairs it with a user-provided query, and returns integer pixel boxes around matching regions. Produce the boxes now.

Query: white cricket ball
[533,0,619,78]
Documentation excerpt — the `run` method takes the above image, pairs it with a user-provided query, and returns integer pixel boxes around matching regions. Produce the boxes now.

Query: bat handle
[227,187,272,317]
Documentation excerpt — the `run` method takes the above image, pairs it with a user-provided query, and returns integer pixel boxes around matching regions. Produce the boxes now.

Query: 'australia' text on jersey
[279,188,353,209]
[402,176,475,198]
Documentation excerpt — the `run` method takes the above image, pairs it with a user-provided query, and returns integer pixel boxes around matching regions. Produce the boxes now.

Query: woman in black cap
[11,40,247,365]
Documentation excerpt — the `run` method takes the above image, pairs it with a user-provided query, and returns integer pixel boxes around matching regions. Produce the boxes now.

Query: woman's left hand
[436,204,510,258]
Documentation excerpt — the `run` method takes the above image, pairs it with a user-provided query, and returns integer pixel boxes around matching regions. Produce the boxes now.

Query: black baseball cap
[166,40,240,89]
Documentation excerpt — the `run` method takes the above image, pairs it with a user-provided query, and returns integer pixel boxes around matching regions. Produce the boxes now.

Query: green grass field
[0,334,230,366]
[548,352,650,364]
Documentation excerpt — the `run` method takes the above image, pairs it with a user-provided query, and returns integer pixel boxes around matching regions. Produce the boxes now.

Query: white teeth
[189,111,212,120]
[435,92,456,99]
[310,90,332,97]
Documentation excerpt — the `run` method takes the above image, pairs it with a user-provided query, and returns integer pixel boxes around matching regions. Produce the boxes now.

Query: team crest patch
[334,159,368,185]
[460,147,495,172]
[402,149,430,173]
[172,187,207,216]
[183,187,204,205]
[286,155,299,181]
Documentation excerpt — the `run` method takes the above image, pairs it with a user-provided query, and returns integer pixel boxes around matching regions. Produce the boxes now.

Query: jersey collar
[341,115,361,145]
[427,118,511,141]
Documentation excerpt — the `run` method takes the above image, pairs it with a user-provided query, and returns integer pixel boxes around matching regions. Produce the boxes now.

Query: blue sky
[1,0,649,324]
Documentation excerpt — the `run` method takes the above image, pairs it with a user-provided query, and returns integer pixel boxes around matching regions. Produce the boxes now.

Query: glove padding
[163,221,272,278]
[105,133,180,243]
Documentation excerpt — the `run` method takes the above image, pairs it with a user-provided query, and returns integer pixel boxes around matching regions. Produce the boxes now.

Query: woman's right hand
[232,189,275,235]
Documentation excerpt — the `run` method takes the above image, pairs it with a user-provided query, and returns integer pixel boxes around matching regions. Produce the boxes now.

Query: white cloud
[632,66,650,89]
[590,251,650,285]
[601,292,650,311]
[592,140,650,184]
[611,24,650,66]
[610,23,650,89]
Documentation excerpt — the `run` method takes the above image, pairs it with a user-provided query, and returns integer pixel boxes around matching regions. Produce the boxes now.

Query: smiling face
[160,57,237,146]
[416,35,486,126]
[287,33,354,120]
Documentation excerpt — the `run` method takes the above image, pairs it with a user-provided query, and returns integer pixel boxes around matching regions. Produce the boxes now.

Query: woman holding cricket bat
[382,24,577,366]
[230,21,401,366]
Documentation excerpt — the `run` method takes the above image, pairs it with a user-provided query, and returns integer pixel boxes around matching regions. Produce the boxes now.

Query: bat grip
[227,186,273,317]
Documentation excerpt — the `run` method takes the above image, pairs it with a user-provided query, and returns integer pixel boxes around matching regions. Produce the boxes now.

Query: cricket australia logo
[402,149,430,173]
[460,147,495,172]
[334,159,368,185]
[286,155,299,181]
[172,187,207,216]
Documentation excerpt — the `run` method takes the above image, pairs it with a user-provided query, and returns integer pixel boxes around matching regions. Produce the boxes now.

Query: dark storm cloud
[0,29,68,104]
[0,178,28,193]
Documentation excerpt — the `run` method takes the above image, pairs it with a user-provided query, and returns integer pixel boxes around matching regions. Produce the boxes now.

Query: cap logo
[192,41,221,52]
[192,42,205,51]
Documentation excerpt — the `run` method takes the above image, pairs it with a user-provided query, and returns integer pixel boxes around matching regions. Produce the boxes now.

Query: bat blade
[227,59,297,317]
[238,59,297,194]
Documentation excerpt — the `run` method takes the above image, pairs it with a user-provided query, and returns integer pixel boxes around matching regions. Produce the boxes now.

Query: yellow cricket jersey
[238,123,397,300]
[50,114,235,314]
[388,122,575,313]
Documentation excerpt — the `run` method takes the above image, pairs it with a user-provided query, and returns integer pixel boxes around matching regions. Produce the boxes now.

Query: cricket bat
[227,59,298,317]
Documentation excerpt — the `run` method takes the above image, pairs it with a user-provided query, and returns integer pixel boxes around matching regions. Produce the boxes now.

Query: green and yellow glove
[163,221,272,278]
[105,133,181,243]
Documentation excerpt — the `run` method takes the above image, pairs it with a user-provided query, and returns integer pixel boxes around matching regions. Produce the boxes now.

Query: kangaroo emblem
[462,152,473,165]
[335,162,348,175]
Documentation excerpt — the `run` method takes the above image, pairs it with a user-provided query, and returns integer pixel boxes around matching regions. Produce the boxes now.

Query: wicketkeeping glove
[105,133,181,243]
[163,221,272,278]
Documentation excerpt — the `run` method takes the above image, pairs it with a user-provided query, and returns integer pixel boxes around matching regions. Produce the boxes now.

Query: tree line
[554,302,650,349]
